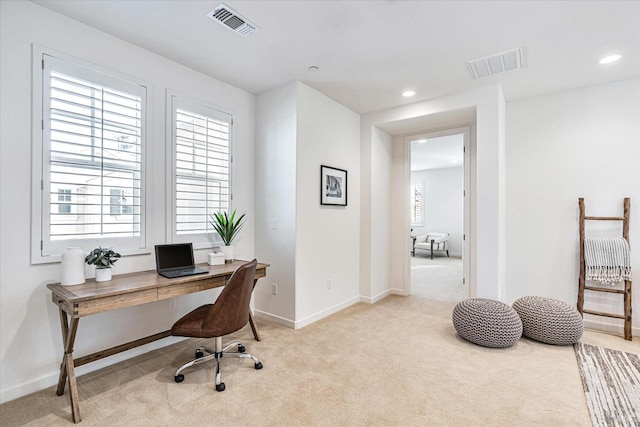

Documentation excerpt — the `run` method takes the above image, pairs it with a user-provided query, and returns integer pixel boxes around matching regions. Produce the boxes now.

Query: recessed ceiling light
[308,65,320,72]
[599,54,621,64]
[402,90,416,97]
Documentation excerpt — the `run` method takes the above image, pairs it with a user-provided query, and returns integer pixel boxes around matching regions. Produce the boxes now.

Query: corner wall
[295,83,361,325]
[254,83,298,325]
[506,78,640,336]
[367,128,393,301]
[255,82,361,328]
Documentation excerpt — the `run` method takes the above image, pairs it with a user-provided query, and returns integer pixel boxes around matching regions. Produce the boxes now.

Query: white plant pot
[218,245,234,261]
[95,267,112,282]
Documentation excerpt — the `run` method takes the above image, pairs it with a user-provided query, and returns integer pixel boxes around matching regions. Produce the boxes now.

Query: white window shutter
[171,96,232,239]
[37,52,147,259]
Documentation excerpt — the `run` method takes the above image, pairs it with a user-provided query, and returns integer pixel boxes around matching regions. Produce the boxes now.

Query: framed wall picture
[320,165,347,206]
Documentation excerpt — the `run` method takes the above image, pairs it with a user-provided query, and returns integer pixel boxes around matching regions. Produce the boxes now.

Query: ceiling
[32,1,639,115]
[411,134,463,172]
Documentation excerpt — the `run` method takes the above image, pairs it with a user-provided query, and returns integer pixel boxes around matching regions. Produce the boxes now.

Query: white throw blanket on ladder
[584,237,632,284]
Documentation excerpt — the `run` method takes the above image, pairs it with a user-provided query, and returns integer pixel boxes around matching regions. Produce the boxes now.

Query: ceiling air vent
[468,47,523,79]
[207,3,258,37]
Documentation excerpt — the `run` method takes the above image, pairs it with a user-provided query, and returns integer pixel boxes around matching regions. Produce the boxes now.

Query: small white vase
[61,247,85,285]
[218,245,234,261]
[95,267,112,282]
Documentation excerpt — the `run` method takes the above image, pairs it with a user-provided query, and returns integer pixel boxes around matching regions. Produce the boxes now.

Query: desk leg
[248,312,261,342]
[56,309,70,396]
[248,278,262,341]
[55,307,82,423]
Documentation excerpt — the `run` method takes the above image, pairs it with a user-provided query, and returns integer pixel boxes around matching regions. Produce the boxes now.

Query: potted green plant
[210,209,245,261]
[85,246,121,282]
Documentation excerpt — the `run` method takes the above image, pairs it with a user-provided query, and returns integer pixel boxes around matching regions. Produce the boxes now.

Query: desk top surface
[47,260,269,302]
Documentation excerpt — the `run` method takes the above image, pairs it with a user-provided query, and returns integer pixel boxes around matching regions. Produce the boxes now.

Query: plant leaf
[209,209,245,246]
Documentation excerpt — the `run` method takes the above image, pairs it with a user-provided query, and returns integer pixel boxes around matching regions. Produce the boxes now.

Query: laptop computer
[155,243,208,278]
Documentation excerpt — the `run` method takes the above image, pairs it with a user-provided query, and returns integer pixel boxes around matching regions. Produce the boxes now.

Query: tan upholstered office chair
[171,259,262,391]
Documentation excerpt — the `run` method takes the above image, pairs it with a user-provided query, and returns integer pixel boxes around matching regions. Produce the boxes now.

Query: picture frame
[320,165,347,206]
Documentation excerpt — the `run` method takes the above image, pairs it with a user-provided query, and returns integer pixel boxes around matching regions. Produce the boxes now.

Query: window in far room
[410,181,424,227]
[168,94,233,248]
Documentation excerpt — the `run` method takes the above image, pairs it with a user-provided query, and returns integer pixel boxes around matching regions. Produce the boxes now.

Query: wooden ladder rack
[577,198,632,340]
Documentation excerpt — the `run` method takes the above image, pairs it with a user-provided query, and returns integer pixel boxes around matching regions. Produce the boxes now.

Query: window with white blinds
[169,95,232,242]
[33,50,148,261]
[410,181,424,226]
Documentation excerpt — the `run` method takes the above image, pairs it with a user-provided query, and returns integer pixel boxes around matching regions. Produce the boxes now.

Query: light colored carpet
[0,294,636,426]
[411,255,463,301]
[574,342,640,426]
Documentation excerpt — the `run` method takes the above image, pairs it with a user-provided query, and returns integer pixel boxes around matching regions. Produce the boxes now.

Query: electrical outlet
[272,283,278,295]
[272,218,277,229]
[168,298,176,310]
[327,279,331,290]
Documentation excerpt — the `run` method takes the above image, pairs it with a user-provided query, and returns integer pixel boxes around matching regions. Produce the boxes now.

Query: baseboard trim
[360,289,391,304]
[0,336,185,404]
[294,296,360,329]
[253,310,295,329]
[1,372,59,405]
[584,318,639,337]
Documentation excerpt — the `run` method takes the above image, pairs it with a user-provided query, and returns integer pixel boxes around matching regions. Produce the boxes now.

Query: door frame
[403,126,471,298]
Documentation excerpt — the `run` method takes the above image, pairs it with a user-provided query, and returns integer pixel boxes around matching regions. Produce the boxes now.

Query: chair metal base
[174,337,262,391]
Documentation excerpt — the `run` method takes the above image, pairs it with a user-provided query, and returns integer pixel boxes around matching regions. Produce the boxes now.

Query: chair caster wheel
[195,350,204,358]
[174,374,184,383]
[237,345,245,353]
[216,383,226,392]
[254,362,263,370]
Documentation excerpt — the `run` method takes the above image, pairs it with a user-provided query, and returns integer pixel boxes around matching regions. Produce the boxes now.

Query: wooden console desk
[47,260,268,423]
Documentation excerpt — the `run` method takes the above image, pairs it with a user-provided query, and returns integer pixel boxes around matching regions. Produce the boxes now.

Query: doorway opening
[408,128,470,301]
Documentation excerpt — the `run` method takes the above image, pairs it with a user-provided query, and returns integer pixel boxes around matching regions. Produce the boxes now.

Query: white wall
[254,83,298,326]
[367,128,393,300]
[0,1,255,402]
[506,78,640,336]
[295,83,361,325]
[411,167,464,257]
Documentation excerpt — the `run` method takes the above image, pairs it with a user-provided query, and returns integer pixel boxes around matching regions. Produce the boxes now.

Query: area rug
[574,342,640,427]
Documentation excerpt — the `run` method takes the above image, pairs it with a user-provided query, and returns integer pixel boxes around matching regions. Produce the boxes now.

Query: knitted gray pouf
[452,298,523,348]
[512,296,583,345]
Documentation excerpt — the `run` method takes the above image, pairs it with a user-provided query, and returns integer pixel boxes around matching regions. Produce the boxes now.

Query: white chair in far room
[413,232,450,259]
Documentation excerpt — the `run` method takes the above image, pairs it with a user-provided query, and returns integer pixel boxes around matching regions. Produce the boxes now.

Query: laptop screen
[155,243,195,271]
